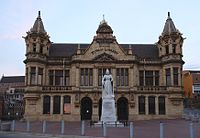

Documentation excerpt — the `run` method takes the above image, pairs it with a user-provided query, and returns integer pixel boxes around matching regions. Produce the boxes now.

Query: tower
[23,11,51,119]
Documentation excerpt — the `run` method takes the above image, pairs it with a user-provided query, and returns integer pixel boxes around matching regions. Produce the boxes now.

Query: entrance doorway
[81,97,92,120]
[117,97,128,121]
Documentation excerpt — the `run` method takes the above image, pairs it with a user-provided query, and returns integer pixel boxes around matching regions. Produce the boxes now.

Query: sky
[0,0,200,76]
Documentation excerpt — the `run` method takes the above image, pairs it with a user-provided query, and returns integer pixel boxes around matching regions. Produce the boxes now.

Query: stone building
[24,11,184,121]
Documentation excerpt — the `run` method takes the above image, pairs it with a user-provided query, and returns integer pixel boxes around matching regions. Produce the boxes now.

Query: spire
[96,15,113,34]
[162,12,177,35]
[30,11,46,34]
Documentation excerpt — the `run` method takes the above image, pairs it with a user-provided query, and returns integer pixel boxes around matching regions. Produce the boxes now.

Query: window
[145,71,153,86]
[155,71,159,86]
[30,67,36,85]
[173,68,178,86]
[138,96,145,114]
[148,96,155,114]
[55,70,63,86]
[43,95,50,114]
[80,68,93,86]
[158,96,166,115]
[26,68,28,85]
[39,45,43,54]
[53,96,61,114]
[38,68,43,85]
[49,70,54,85]
[166,68,171,86]
[139,71,144,86]
[166,45,169,54]
[65,70,70,86]
[63,96,71,114]
[33,43,36,52]
[172,44,176,53]
[116,68,129,86]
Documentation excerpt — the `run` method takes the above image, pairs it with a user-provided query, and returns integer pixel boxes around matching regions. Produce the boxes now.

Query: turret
[24,11,51,86]
[157,12,184,59]
[24,11,51,60]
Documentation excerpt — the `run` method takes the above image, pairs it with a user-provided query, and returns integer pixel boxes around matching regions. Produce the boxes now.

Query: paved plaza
[0,119,200,138]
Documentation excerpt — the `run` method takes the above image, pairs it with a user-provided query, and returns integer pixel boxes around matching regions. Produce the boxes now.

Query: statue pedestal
[101,97,116,123]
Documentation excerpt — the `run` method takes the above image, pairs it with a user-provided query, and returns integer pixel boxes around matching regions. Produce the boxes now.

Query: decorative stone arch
[80,97,93,120]
[117,97,129,121]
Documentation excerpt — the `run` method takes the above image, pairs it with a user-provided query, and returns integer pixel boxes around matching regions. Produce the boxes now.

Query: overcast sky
[0,0,200,76]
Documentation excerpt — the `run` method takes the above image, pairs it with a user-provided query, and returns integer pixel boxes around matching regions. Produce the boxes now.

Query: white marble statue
[102,69,114,98]
[101,69,117,123]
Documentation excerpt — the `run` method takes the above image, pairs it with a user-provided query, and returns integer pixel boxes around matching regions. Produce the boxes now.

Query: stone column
[60,96,63,115]
[170,67,173,86]
[155,96,158,115]
[36,67,38,85]
[50,96,53,114]
[93,68,97,87]
[145,96,148,115]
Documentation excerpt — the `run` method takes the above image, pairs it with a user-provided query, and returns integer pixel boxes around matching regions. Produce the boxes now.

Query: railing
[42,86,72,91]
[137,86,167,91]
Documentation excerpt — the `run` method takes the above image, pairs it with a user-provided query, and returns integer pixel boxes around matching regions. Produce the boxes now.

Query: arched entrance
[81,97,92,120]
[117,97,129,121]
[98,98,102,120]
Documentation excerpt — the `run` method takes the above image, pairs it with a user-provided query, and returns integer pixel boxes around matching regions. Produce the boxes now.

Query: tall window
[138,96,145,114]
[173,67,179,86]
[155,71,159,86]
[148,96,155,114]
[38,68,43,85]
[166,68,171,86]
[80,68,93,86]
[65,70,70,86]
[30,67,36,85]
[172,44,176,53]
[166,45,169,54]
[53,96,60,114]
[116,68,128,86]
[49,70,54,85]
[63,96,71,114]
[159,96,166,115]
[39,45,43,54]
[55,70,63,86]
[98,68,111,86]
[139,71,144,86]
[43,95,50,114]
[145,71,153,86]
[33,43,36,52]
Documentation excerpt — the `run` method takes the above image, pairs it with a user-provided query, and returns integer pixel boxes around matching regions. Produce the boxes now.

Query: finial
[168,12,170,18]
[100,14,107,24]
[38,11,41,18]
[103,14,105,21]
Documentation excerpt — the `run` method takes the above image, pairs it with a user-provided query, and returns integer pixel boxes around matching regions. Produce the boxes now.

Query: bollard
[81,120,85,136]
[103,123,107,137]
[160,122,164,138]
[189,123,194,138]
[11,120,15,131]
[130,122,134,138]
[42,120,46,133]
[61,120,65,134]
[26,120,30,132]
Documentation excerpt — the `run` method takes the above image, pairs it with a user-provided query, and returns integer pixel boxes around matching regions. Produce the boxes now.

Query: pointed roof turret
[30,11,46,34]
[162,12,178,35]
[96,15,113,34]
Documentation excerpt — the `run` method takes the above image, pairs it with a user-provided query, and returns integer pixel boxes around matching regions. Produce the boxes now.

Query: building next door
[81,97,92,120]
[117,97,128,121]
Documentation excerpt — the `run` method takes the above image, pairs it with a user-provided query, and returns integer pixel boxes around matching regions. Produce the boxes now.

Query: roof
[49,43,159,59]
[0,76,25,83]
[30,11,46,34]
[162,12,178,35]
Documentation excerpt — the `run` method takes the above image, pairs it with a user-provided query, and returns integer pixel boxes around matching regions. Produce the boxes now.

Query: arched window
[148,96,155,114]
[43,95,50,114]
[159,96,166,114]
[63,95,71,114]
[53,95,61,114]
[138,96,145,114]
[172,44,176,53]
